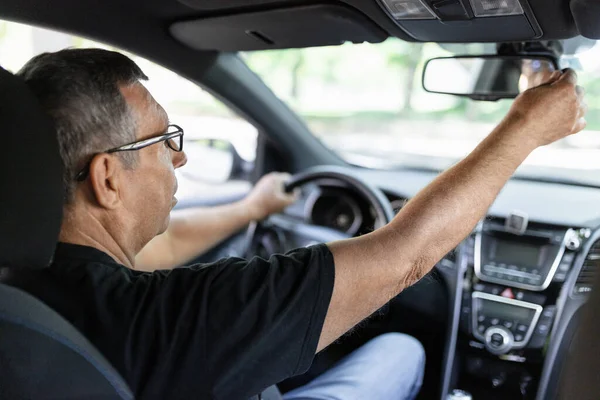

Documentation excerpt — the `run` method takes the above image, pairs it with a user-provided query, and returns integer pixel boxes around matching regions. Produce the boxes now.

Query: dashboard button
[502,320,514,329]
[490,318,500,326]
[536,323,550,335]
[523,277,536,285]
[515,333,525,342]
[517,324,528,333]
[515,291,525,300]
[542,306,556,319]
[490,333,504,347]
[478,315,486,323]
[514,291,546,304]
[477,325,486,334]
[484,327,514,355]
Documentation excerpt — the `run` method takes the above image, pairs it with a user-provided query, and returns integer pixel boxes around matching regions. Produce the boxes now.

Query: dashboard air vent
[574,239,600,295]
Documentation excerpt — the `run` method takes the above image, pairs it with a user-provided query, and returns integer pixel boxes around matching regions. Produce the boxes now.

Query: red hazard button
[501,288,515,299]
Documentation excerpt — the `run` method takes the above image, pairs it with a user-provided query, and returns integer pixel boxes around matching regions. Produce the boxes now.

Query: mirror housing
[422,55,558,101]
[180,138,253,184]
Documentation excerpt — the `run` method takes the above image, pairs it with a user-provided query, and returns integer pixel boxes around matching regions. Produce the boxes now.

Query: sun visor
[170,4,388,51]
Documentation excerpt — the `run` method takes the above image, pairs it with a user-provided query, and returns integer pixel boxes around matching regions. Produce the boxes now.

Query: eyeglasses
[75,124,184,181]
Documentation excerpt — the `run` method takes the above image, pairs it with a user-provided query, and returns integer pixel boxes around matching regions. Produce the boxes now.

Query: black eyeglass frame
[75,124,184,181]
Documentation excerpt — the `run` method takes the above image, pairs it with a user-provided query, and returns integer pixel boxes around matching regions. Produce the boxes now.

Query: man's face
[119,83,187,241]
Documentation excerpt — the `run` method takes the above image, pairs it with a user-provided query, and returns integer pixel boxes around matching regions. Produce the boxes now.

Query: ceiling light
[380,0,436,20]
[469,0,524,17]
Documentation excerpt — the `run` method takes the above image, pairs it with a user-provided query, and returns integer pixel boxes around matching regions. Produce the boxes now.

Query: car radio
[473,218,579,291]
[471,291,543,354]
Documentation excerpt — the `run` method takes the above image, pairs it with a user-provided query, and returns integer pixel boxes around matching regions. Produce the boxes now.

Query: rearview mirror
[180,138,253,184]
[422,56,557,101]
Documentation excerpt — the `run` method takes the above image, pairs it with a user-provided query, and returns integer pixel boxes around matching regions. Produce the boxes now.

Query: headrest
[0,67,63,268]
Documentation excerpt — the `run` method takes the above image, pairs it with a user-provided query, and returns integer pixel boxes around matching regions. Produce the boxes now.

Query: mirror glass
[423,56,556,100]
[180,139,235,184]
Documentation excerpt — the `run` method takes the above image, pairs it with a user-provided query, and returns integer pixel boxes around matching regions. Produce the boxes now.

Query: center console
[446,214,592,399]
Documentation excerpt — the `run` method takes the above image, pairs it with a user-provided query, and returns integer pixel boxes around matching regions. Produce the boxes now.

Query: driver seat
[0,66,133,399]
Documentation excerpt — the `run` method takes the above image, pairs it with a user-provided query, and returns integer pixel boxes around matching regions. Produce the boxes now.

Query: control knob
[484,326,514,355]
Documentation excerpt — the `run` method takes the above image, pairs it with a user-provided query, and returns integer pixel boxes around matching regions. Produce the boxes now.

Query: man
[3,48,586,400]
[134,173,426,399]
[135,172,297,271]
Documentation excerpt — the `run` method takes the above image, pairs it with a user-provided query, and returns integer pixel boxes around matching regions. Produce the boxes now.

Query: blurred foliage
[243,38,600,133]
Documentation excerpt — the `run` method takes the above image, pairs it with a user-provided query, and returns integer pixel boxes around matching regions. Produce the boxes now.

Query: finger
[576,85,585,102]
[554,68,577,86]
[578,101,588,120]
[273,172,290,184]
[284,189,301,204]
[572,117,587,134]
[279,180,292,195]
[544,70,562,85]
[281,188,300,204]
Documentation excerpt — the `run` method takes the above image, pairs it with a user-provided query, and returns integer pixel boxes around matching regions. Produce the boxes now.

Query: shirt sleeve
[127,244,335,400]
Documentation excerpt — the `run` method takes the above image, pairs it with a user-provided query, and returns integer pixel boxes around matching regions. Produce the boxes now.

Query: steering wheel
[243,166,395,258]
[284,166,395,227]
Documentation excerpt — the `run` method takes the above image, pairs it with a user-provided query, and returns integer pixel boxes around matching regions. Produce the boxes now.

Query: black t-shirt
[0,242,335,399]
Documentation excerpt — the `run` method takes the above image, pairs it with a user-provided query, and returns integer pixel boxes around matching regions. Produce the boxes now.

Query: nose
[172,149,187,169]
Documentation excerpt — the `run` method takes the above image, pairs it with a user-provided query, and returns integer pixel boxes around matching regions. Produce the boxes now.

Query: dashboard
[264,167,600,400]
[188,166,600,399]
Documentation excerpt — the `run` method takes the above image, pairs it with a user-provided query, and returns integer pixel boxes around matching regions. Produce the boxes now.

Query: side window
[0,20,257,204]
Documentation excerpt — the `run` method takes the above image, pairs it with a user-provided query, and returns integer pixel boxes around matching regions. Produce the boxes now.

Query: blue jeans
[283,333,425,400]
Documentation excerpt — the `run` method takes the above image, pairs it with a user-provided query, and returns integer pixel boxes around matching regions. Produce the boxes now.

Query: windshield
[243,39,600,186]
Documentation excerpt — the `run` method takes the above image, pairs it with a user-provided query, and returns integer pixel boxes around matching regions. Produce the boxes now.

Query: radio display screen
[492,239,541,266]
[478,299,535,321]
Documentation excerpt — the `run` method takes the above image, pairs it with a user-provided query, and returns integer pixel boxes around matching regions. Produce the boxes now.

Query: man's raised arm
[318,70,587,351]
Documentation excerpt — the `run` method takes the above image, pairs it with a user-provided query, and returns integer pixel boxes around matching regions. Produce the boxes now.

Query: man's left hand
[245,172,299,221]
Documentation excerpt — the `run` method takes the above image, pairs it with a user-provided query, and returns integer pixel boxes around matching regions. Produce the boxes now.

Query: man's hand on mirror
[508,68,587,148]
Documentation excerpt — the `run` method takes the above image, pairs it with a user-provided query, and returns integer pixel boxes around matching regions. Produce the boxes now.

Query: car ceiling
[1,0,599,58]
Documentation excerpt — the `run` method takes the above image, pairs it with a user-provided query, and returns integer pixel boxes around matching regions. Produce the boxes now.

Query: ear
[88,154,122,209]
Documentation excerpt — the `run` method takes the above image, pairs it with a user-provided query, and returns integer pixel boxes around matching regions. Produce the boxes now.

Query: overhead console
[377,0,541,41]
[170,0,599,52]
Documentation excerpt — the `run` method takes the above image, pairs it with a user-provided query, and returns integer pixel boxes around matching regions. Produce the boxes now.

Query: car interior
[1,0,600,399]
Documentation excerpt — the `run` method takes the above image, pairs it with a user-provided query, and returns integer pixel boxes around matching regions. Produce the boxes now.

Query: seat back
[0,66,133,399]
[0,283,133,399]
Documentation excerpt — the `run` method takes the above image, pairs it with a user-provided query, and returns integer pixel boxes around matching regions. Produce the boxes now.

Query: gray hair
[17,48,149,203]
